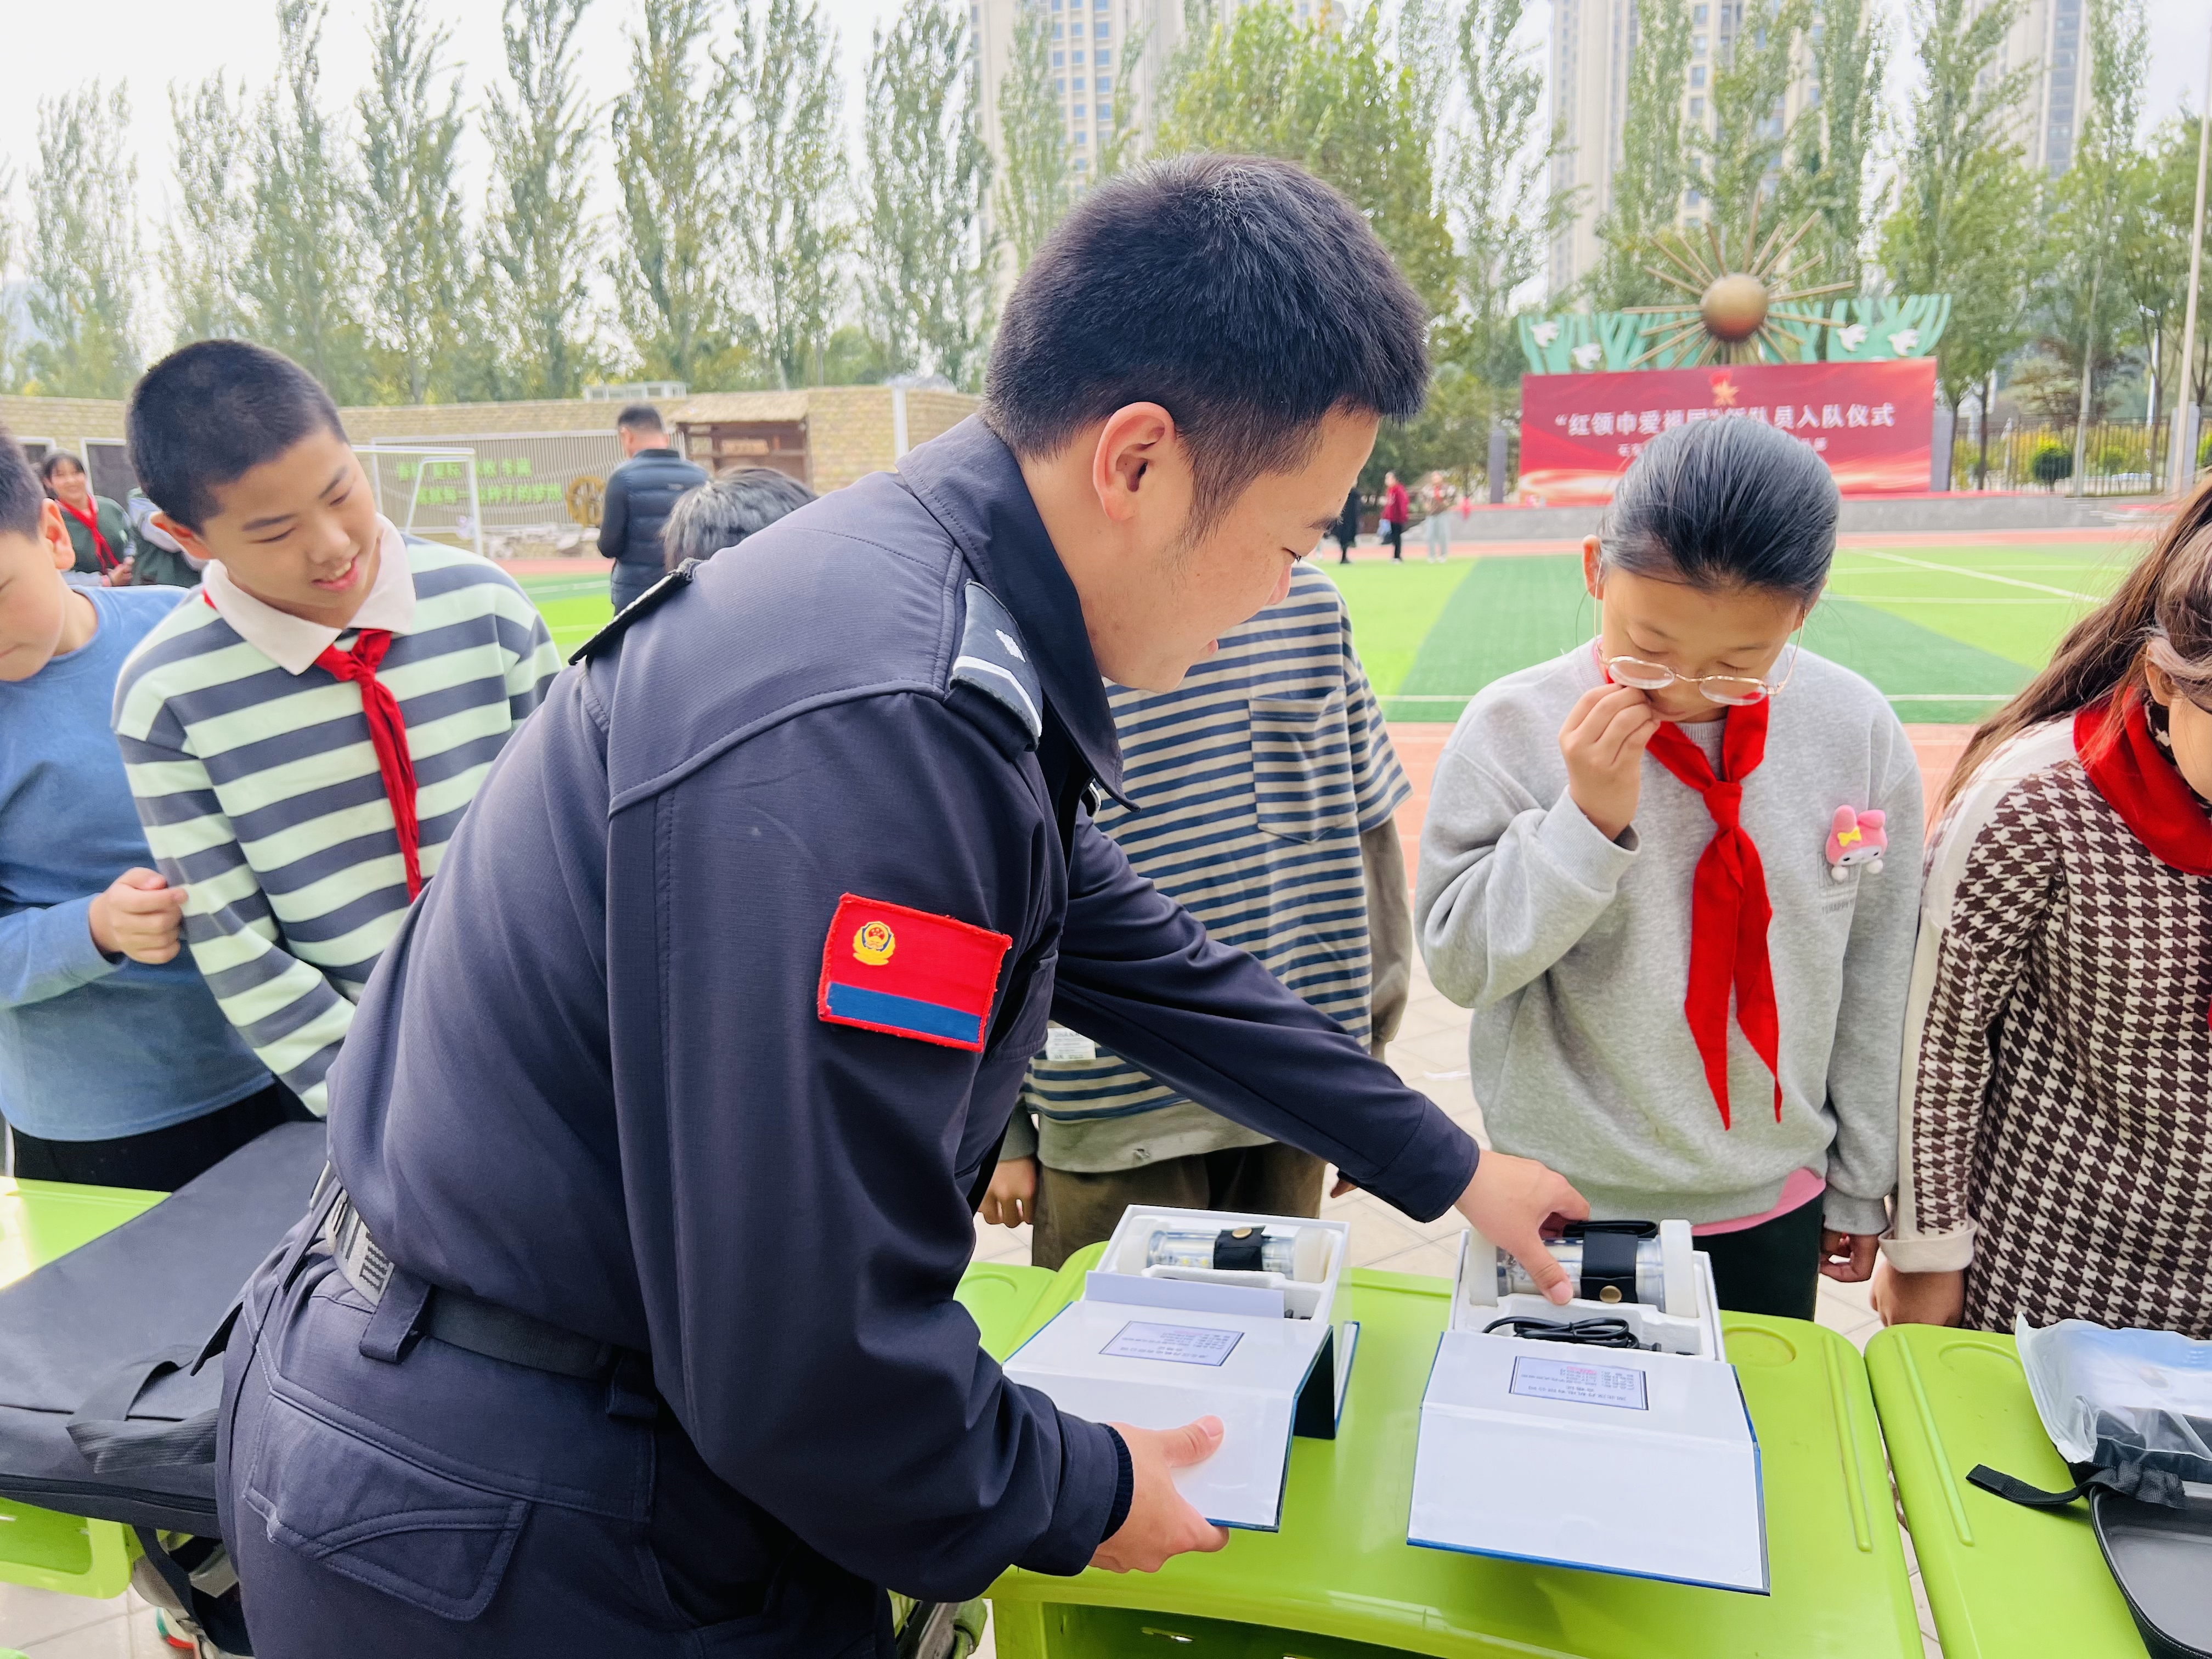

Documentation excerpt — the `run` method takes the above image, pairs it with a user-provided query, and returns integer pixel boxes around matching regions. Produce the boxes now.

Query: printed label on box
[1101,1321,1243,1368]
[1508,1355,1649,1411]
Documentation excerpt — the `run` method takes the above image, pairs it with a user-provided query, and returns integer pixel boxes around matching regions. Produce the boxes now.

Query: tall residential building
[1546,0,1818,296]
[1994,0,2091,175]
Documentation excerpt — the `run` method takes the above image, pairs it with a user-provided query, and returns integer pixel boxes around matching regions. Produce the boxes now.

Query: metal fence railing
[1948,420,2202,496]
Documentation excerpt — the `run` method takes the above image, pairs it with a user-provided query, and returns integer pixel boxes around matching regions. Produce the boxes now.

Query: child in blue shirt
[0,424,284,1190]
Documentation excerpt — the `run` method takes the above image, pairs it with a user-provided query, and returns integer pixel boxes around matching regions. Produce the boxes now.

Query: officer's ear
[1091,403,1188,528]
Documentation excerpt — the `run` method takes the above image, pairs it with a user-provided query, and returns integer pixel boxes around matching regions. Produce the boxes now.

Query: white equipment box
[1002,1205,1357,1531]
[1407,1222,1769,1594]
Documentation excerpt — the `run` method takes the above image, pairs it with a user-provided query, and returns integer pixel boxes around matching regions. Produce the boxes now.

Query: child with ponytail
[1877,484,2212,1338]
[1418,417,1924,1319]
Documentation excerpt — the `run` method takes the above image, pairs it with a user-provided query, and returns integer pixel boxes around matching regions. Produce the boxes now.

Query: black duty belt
[325,1189,620,1381]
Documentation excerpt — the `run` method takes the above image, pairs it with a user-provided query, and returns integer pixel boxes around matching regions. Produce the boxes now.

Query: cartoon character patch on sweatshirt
[1826,805,1887,879]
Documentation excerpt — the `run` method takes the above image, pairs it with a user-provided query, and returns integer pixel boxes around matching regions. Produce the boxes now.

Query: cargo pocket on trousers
[244,1391,527,1621]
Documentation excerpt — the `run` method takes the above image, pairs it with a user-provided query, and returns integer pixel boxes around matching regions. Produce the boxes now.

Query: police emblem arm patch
[816,894,1013,1052]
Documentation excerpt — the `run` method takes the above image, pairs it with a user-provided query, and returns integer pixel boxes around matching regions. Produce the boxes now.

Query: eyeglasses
[1604,639,1801,707]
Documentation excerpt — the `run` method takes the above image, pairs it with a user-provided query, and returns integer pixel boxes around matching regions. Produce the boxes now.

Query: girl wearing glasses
[1417,417,1923,1319]
[1876,487,2212,1339]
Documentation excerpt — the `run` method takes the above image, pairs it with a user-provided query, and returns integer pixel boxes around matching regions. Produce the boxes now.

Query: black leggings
[6,1081,312,1192]
[1697,1192,1826,1321]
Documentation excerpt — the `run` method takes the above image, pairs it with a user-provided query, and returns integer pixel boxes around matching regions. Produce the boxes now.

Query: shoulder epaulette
[950,582,1043,743]
[569,559,701,664]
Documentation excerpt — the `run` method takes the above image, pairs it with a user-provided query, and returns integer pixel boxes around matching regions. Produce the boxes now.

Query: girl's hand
[1819,1229,1879,1282]
[1560,684,1661,841]
[980,1155,1036,1227]
[1452,1150,1590,1305]
[1871,1260,1966,1327]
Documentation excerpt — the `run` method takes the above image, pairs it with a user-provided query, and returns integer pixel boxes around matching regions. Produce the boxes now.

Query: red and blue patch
[816,894,1013,1053]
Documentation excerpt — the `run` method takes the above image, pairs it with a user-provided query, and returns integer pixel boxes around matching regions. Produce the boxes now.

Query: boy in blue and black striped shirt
[112,342,559,1115]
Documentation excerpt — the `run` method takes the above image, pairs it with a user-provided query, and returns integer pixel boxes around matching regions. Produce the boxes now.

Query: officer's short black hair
[617,403,665,436]
[127,340,346,532]
[0,424,43,541]
[985,154,1429,531]
[664,468,816,569]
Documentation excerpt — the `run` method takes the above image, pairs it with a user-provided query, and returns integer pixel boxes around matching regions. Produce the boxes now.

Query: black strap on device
[1213,1227,1266,1272]
[1566,1220,1656,1305]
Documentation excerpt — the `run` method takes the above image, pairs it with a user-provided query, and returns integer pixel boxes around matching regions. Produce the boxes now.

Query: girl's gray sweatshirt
[1415,644,1922,1236]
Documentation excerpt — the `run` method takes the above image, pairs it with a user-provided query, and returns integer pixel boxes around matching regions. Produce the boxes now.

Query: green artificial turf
[1311,559,1474,697]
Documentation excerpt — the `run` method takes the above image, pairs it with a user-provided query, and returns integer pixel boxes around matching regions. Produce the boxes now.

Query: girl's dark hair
[1943,477,2212,811]
[38,450,86,483]
[1598,416,1839,607]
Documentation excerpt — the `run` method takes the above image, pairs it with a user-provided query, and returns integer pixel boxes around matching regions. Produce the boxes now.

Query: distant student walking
[598,404,707,612]
[1381,471,1408,561]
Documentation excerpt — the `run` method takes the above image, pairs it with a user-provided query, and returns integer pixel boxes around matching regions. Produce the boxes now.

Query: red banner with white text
[1519,358,1938,505]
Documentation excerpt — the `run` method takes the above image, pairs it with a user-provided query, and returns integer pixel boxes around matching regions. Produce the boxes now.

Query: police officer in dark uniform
[215,156,1586,1656]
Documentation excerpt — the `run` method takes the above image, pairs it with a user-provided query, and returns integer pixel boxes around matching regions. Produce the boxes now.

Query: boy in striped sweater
[111,342,560,1115]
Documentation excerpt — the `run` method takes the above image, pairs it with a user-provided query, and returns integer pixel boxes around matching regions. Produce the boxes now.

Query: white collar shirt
[201,517,416,676]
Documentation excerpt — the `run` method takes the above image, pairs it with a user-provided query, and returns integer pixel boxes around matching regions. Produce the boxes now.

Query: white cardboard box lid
[1003,1300,1329,1531]
[1408,1331,1769,1594]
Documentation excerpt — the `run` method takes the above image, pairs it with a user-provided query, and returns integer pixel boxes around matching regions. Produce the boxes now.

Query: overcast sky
[1,0,2205,301]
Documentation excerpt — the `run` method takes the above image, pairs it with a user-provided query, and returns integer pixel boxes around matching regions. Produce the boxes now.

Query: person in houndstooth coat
[1878,482,2212,1339]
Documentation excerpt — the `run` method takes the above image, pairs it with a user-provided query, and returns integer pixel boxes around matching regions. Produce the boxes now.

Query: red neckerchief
[1644,699,1784,1128]
[313,630,422,899]
[56,495,118,573]
[2075,692,2212,877]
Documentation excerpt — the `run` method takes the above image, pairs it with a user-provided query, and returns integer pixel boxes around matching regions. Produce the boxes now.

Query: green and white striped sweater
[111,537,560,1114]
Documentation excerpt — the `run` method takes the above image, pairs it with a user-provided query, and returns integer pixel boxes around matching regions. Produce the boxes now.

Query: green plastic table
[1865,1324,2145,1659]
[988,1245,1920,1659]
[0,1176,168,1599]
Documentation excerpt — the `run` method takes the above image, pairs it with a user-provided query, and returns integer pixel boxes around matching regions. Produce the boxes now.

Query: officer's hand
[980,1156,1036,1228]
[1453,1150,1589,1306]
[1090,1419,1229,1573]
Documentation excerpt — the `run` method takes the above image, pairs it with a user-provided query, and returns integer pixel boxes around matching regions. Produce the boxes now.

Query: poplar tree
[1589,0,1692,307]
[479,0,602,399]
[1451,0,1575,388]
[609,0,742,387]
[242,0,370,403]
[860,0,996,386]
[1879,0,2039,407]
[1780,0,1886,286]
[728,0,848,389]
[1155,1,1453,312]
[164,75,255,346]
[358,0,469,403]
[1698,0,1809,260]
[0,168,19,392]
[25,83,144,399]
[995,1,1069,276]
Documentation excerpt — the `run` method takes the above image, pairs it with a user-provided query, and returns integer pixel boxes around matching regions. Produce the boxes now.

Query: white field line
[1844,548,2100,602]
[1824,595,2069,604]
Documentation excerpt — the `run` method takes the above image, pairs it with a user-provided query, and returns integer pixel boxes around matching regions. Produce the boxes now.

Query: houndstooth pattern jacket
[1884,720,2212,1338]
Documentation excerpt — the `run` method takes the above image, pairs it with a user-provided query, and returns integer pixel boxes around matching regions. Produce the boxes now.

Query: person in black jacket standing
[597,405,707,611]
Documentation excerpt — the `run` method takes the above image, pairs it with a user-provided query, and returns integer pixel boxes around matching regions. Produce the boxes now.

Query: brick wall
[905,391,979,450]
[806,387,897,492]
[0,395,128,445]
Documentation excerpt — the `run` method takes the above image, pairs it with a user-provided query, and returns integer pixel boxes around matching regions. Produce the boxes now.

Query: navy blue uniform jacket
[326,417,1479,1600]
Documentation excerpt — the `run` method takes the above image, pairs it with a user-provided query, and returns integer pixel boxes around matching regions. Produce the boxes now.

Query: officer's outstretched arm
[1049,815,1476,1218]
[611,693,1130,1602]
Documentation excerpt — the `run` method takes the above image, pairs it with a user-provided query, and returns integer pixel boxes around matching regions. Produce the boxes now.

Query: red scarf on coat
[2075,692,2212,877]
[57,495,119,573]
[1644,700,1785,1128]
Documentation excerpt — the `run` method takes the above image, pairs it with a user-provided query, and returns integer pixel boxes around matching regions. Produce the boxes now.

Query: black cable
[1482,1314,1653,1350]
